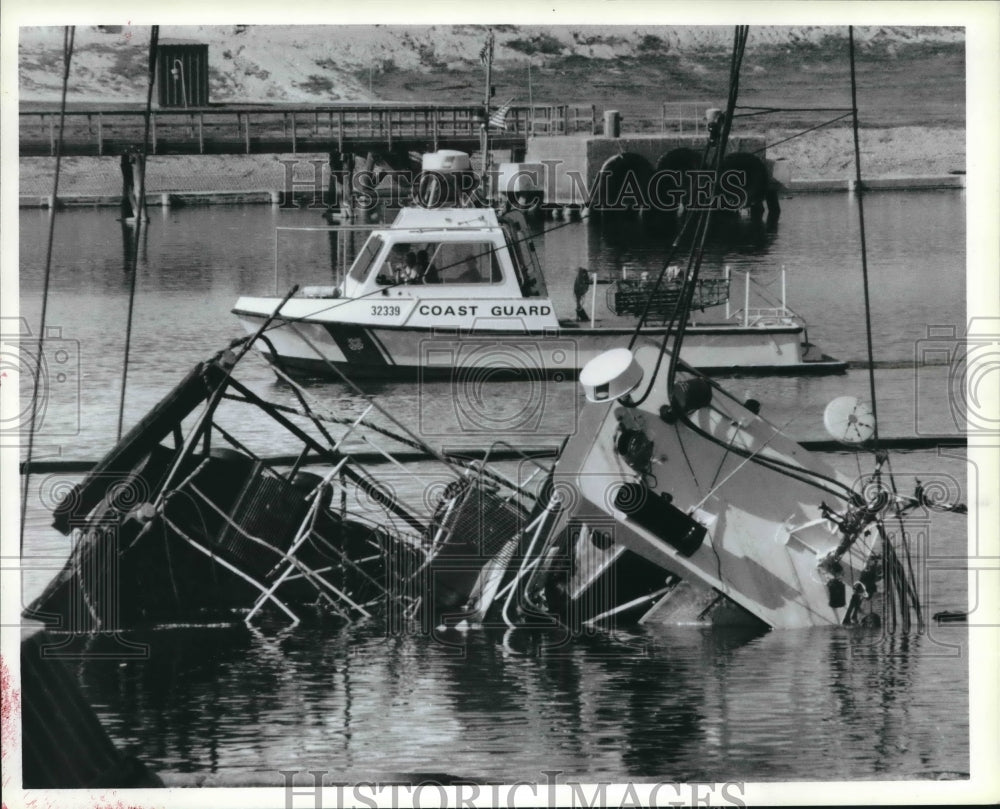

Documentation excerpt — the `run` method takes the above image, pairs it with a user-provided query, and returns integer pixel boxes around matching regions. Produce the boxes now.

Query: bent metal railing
[19,103,599,157]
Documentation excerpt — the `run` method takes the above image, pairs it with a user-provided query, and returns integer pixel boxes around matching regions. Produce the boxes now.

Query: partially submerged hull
[25,340,917,637]
[232,304,846,379]
[527,346,881,630]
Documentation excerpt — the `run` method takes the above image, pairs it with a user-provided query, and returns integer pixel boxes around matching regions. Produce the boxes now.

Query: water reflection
[67,618,966,782]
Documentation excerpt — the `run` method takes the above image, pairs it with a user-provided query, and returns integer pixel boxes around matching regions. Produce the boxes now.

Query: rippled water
[17,191,971,784]
[62,614,968,785]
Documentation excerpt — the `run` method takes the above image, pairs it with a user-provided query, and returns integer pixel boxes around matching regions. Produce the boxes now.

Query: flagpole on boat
[527,58,534,138]
[480,29,494,195]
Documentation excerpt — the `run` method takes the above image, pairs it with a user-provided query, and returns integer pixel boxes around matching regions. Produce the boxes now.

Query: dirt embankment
[18,25,965,107]
[766,126,965,179]
[18,24,965,193]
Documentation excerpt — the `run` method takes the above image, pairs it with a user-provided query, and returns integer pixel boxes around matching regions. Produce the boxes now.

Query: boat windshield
[501,213,546,297]
[347,234,384,284]
[372,240,503,286]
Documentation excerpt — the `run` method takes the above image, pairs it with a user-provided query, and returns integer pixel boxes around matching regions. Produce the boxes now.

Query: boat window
[427,242,503,285]
[347,234,384,284]
[374,242,422,285]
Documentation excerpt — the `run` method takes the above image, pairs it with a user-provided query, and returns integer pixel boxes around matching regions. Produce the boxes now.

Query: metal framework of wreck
[26,319,945,637]
[27,320,570,632]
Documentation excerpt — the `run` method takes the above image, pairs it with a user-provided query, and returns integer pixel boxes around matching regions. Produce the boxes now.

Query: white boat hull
[233,306,845,379]
[540,346,878,630]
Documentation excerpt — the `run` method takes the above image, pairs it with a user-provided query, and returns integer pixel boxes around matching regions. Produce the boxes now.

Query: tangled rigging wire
[606,26,867,504]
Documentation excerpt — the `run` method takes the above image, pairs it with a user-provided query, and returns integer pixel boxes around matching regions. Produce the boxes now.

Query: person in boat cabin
[396,250,419,284]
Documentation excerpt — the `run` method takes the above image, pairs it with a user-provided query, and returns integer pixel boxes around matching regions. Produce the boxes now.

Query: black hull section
[26,445,425,630]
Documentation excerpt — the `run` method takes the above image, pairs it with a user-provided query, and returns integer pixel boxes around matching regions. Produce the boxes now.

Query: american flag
[479,30,494,65]
[488,97,515,131]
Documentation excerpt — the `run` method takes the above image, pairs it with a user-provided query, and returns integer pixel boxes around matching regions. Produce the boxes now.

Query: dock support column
[362,152,378,222]
[328,151,343,212]
[119,149,148,222]
[343,151,355,220]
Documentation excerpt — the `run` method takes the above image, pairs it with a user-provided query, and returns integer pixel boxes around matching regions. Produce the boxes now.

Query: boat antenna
[20,26,75,554]
[479,28,495,187]
[116,25,160,441]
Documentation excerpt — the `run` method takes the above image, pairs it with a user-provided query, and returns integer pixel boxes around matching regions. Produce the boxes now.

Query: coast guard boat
[232,206,844,381]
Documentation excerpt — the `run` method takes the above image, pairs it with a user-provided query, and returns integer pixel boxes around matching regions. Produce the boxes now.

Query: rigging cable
[632,25,862,503]
[848,26,881,452]
[625,26,751,408]
[749,113,854,157]
[20,26,75,554]
[664,24,750,400]
[116,26,160,441]
[848,26,923,630]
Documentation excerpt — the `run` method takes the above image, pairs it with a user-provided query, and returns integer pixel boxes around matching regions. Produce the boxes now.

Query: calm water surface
[18,191,970,784]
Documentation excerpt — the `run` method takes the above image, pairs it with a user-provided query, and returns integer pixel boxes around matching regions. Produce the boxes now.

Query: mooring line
[20,26,75,555]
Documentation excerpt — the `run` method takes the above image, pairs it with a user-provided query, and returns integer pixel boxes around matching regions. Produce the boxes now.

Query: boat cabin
[338,208,547,302]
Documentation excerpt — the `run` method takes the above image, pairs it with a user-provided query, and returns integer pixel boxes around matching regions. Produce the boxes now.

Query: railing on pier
[19,102,721,156]
[660,102,716,135]
[528,104,598,135]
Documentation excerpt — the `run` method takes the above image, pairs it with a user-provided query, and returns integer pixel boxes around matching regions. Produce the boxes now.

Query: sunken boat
[26,26,956,640]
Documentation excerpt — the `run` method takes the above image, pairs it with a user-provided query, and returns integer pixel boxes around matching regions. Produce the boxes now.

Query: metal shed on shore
[156,40,209,108]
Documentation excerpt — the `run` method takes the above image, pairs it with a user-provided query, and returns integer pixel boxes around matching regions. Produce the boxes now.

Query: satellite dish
[823,396,876,444]
[579,348,643,403]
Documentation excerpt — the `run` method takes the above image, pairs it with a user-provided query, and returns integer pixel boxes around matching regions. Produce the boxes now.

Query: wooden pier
[20,101,778,216]
[18,103,600,158]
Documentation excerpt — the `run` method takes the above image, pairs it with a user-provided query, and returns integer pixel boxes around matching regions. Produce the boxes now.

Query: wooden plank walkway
[19,103,600,157]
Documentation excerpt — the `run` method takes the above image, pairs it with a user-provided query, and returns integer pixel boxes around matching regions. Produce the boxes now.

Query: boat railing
[722,266,804,327]
[607,276,731,322]
[729,306,800,327]
[44,340,566,630]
